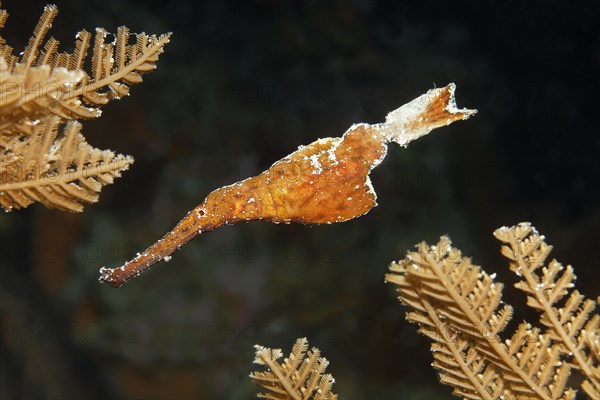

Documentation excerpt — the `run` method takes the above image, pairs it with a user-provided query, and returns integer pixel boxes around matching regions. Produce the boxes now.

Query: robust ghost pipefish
[100,83,476,287]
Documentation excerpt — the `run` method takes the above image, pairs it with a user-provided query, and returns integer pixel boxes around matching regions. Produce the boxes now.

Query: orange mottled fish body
[100,125,386,287]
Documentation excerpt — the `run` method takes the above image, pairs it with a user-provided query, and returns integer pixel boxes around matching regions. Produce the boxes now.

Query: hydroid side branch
[0,4,170,212]
[385,223,599,400]
[250,338,337,400]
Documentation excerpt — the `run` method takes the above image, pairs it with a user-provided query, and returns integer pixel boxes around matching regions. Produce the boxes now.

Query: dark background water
[1,1,599,399]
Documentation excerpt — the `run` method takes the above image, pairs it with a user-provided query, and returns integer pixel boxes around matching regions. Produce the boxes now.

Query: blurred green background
[1,0,599,399]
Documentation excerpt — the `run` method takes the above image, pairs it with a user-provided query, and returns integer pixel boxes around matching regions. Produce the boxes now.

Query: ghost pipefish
[99,83,476,287]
